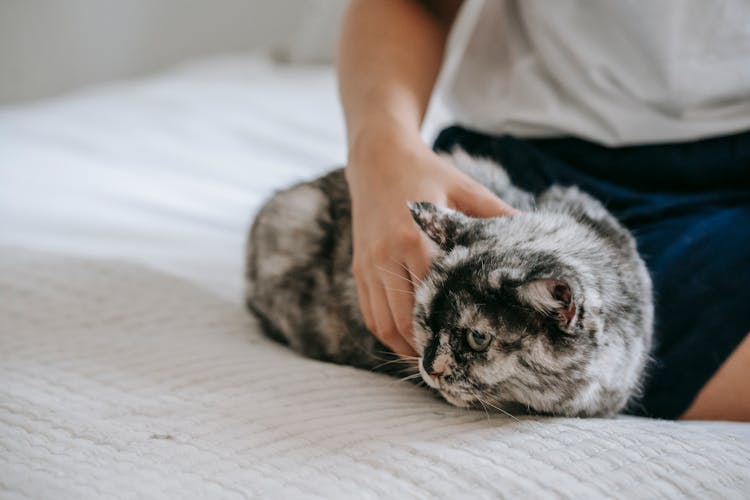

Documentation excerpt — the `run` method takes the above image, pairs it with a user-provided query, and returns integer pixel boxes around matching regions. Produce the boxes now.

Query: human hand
[345,133,517,357]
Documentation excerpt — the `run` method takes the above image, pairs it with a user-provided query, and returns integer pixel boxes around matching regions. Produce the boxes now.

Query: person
[336,0,750,421]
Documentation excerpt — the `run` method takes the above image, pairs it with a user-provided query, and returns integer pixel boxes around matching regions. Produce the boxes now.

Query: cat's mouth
[417,360,441,390]
[418,358,477,408]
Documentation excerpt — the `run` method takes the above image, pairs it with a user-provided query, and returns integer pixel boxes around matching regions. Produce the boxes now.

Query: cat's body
[246,150,653,417]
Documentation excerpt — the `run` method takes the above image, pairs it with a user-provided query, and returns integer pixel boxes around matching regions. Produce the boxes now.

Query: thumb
[451,183,519,218]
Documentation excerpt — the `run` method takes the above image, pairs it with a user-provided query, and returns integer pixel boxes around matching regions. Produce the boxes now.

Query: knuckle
[397,318,414,336]
[396,228,421,249]
[377,326,397,343]
[371,240,390,263]
[449,178,472,196]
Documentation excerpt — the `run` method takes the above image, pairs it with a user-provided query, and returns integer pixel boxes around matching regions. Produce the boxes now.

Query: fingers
[355,253,415,356]
[453,182,518,218]
[379,236,432,357]
[353,269,375,334]
[405,245,431,284]
[382,267,419,353]
[368,272,418,357]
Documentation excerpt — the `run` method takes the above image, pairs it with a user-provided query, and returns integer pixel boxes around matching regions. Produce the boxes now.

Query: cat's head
[407,201,635,417]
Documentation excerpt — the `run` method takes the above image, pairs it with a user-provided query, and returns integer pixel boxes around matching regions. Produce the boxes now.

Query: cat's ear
[517,279,577,329]
[407,201,468,251]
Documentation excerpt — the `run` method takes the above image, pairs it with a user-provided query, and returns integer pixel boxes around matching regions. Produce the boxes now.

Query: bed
[1,55,749,499]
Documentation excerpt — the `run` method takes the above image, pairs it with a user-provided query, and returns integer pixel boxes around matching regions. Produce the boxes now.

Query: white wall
[0,1,305,105]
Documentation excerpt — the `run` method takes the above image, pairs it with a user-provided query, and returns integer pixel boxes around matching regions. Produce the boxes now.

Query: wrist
[346,119,427,166]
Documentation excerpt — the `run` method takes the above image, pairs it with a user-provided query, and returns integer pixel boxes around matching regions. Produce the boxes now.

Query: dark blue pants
[434,126,750,419]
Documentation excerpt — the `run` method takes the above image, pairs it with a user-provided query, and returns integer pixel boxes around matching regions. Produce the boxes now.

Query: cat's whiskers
[383,286,415,296]
[475,393,521,422]
[488,402,521,422]
[375,264,418,288]
[371,350,420,372]
[469,390,491,421]
[373,350,419,360]
[372,357,417,371]
[397,372,423,384]
[372,359,413,372]
[368,352,394,363]
[394,260,425,287]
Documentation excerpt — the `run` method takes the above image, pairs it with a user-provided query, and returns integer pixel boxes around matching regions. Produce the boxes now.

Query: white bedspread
[2,250,749,499]
[0,56,350,302]
[1,55,749,498]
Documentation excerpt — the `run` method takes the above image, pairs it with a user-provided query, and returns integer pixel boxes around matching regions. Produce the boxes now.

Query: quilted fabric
[1,249,749,499]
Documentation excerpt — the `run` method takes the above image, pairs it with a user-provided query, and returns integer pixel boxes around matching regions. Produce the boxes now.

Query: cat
[245,148,654,417]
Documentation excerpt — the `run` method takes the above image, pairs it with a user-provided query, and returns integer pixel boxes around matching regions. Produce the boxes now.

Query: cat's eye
[467,330,492,351]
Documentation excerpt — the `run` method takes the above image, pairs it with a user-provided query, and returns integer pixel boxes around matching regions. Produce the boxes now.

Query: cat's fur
[246,149,653,417]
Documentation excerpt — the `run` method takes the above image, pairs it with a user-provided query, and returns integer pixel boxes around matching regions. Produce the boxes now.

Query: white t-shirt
[442,0,750,146]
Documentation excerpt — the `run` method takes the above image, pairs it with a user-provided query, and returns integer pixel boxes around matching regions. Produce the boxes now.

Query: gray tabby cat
[246,149,653,417]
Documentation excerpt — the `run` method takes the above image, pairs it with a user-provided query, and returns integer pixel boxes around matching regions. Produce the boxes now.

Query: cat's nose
[430,370,445,380]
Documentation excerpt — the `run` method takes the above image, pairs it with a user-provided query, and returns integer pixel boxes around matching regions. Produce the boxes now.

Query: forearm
[337,0,461,161]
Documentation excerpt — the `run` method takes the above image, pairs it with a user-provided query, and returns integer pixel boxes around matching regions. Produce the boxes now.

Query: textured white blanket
[2,250,749,499]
